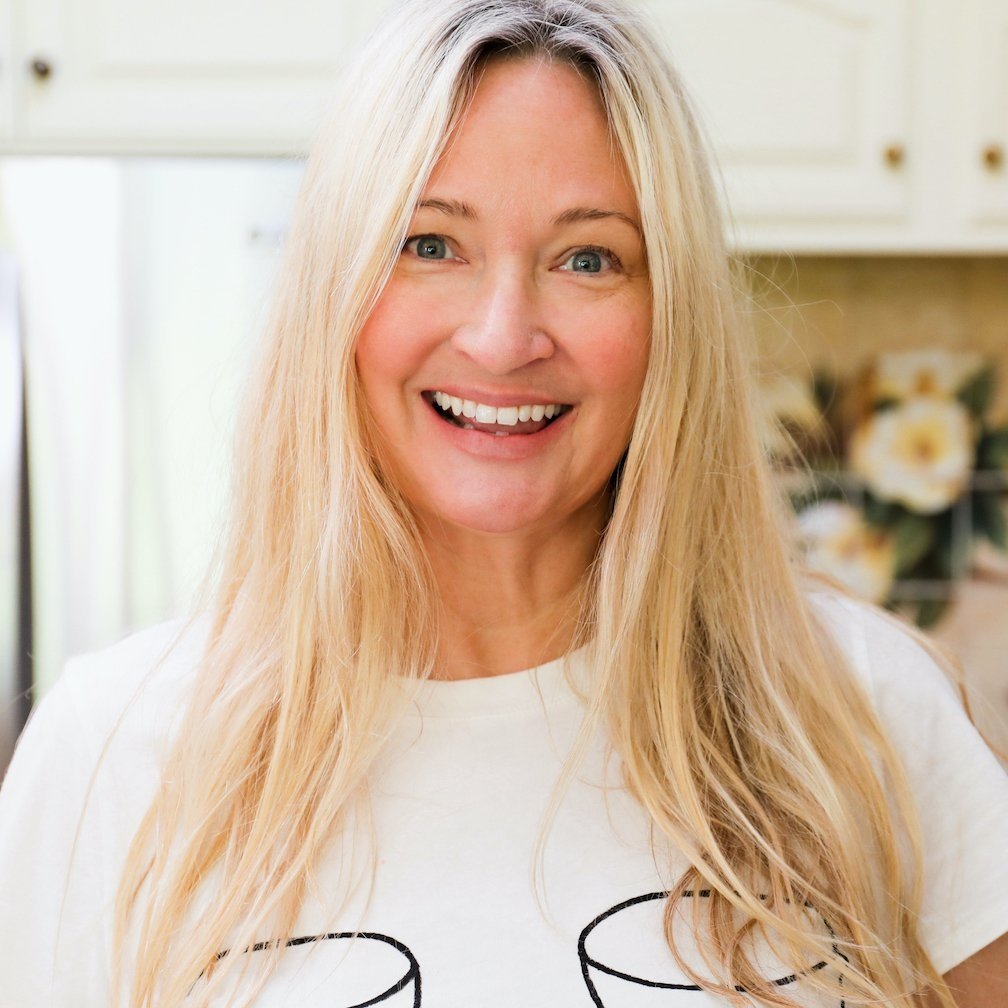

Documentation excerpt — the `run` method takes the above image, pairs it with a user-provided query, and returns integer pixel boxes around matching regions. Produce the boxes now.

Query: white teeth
[431,392,566,427]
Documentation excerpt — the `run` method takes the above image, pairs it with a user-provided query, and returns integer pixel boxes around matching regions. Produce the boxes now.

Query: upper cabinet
[0,0,1006,253]
[6,0,395,155]
[637,0,1008,252]
[955,0,1008,235]
[637,0,915,251]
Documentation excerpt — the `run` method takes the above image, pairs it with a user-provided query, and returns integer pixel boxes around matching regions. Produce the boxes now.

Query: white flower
[756,373,824,459]
[760,373,824,430]
[797,501,895,603]
[849,397,974,514]
[875,349,984,401]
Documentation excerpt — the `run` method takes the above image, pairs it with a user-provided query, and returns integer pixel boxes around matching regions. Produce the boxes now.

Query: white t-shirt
[1,591,1007,1007]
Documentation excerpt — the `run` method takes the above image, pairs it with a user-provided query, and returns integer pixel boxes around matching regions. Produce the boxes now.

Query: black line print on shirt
[209,932,421,1007]
[578,890,848,1008]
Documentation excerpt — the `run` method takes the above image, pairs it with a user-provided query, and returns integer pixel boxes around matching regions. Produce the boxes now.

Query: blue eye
[404,234,456,260]
[561,246,618,273]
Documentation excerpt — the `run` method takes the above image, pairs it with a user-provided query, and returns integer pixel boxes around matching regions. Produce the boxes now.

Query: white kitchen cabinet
[638,0,1008,252]
[7,0,392,155]
[955,0,1008,234]
[1,0,1007,252]
[636,0,915,249]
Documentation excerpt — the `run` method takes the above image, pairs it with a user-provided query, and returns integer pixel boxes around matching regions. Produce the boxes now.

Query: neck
[419,500,606,680]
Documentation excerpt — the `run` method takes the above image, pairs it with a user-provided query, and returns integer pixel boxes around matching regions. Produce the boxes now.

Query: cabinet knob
[982,144,1004,171]
[30,58,53,80]
[883,143,906,169]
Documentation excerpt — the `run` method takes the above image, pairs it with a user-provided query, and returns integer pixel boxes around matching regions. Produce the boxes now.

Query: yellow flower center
[893,418,948,468]
[911,436,937,463]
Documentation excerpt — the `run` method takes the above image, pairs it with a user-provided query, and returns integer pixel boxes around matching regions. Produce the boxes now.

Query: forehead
[423,56,638,219]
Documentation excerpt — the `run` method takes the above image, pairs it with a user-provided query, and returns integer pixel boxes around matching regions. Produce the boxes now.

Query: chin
[417,486,561,537]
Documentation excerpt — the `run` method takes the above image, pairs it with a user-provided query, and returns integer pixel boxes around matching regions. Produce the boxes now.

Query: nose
[450,260,555,374]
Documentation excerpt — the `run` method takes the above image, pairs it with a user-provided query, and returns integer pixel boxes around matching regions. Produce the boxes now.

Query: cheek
[355,291,429,401]
[579,303,651,400]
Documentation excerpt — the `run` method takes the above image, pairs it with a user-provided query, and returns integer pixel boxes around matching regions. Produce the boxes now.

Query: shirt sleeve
[0,659,113,1007]
[821,593,1008,976]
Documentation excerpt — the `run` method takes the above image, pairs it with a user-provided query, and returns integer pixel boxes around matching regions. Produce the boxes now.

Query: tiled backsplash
[747,256,1008,422]
[748,255,1008,749]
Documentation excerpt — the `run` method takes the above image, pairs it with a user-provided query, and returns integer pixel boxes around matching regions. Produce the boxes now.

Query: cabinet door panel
[959,0,1008,228]
[97,0,344,70]
[17,0,355,153]
[636,0,913,229]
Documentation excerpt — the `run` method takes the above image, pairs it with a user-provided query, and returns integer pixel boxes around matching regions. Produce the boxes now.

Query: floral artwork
[794,501,895,605]
[765,350,1008,627]
[848,397,974,515]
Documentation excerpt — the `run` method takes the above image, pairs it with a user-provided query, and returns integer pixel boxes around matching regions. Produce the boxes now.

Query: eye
[559,245,621,274]
[403,234,457,261]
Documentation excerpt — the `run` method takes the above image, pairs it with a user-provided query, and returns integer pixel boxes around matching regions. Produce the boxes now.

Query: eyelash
[562,244,622,272]
[401,235,457,260]
[401,234,623,272]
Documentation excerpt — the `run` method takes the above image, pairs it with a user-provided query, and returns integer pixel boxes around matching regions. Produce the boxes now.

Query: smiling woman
[355,56,650,601]
[0,1,1007,1007]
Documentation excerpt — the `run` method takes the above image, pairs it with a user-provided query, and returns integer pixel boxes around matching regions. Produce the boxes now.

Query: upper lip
[423,387,572,407]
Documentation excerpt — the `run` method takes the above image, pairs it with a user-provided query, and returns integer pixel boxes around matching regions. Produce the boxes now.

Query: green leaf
[978,426,1008,470]
[872,396,901,413]
[933,508,970,579]
[786,471,840,513]
[956,363,996,419]
[812,371,839,413]
[916,595,950,629]
[789,487,842,513]
[891,514,936,575]
[973,491,1008,550]
[863,494,897,526]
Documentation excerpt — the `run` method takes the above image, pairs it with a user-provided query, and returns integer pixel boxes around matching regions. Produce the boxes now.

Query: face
[355,57,651,538]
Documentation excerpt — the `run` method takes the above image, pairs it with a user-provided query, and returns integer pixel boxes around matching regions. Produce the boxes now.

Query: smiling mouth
[423,391,571,436]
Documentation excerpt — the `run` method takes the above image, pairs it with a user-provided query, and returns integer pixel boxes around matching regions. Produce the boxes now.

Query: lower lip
[421,398,573,460]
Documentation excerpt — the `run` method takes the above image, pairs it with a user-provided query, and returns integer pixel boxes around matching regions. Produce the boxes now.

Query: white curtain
[0,157,302,698]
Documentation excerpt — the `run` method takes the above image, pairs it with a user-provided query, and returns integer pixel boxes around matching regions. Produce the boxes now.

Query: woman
[1,1,1007,1005]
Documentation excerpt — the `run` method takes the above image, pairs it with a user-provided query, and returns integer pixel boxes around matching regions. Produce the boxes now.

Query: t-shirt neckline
[399,645,591,718]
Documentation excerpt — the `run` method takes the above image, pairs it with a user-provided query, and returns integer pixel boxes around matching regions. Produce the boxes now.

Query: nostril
[450,320,555,371]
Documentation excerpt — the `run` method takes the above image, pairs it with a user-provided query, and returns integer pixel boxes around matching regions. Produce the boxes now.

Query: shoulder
[62,612,210,719]
[805,590,1008,974]
[0,613,212,872]
[0,616,210,1005]
[60,611,209,695]
[803,588,962,712]
[24,613,211,779]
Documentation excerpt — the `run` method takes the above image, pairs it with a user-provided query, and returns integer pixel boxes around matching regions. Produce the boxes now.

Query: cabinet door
[14,0,362,154]
[957,0,1008,233]
[635,0,914,246]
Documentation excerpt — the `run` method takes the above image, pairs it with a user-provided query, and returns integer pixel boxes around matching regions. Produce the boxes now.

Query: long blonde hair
[115,1,958,1005]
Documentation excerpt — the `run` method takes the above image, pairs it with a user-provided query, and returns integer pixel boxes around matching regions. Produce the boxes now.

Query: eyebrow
[416,197,642,237]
